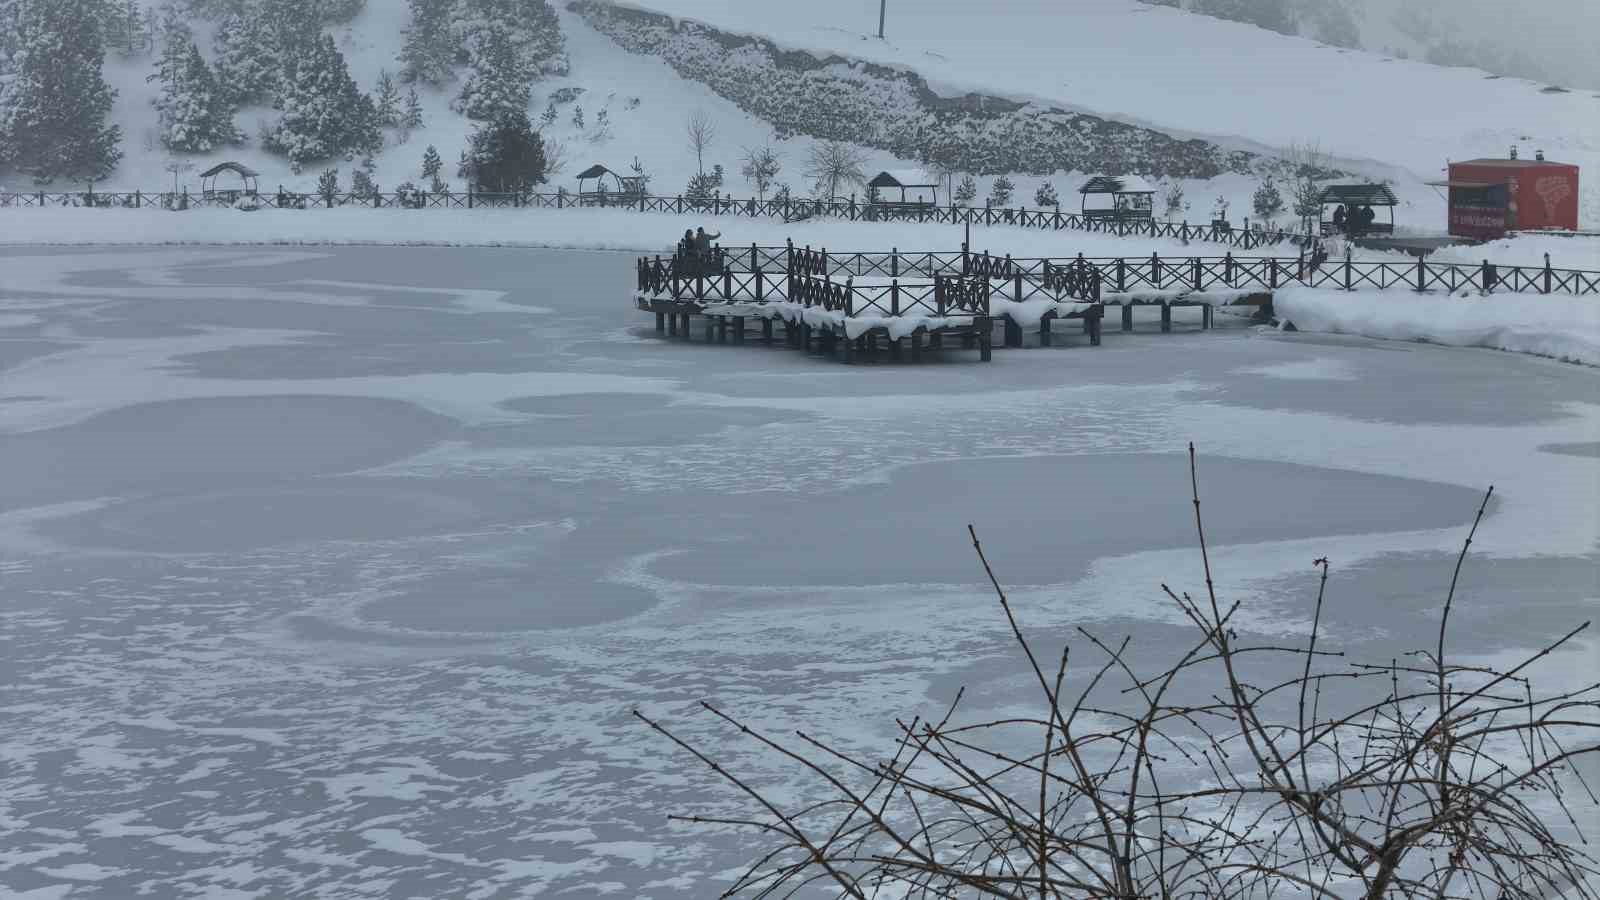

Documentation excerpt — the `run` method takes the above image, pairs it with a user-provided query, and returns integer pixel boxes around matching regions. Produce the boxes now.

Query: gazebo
[199,162,259,201]
[1318,184,1397,236]
[1079,176,1156,221]
[577,164,647,204]
[868,170,939,206]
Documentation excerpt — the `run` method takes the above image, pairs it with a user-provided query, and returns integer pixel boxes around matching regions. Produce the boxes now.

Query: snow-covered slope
[590,0,1600,228]
[23,0,1600,233]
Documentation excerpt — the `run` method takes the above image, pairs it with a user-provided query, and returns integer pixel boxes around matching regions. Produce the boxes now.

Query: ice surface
[1,245,1596,897]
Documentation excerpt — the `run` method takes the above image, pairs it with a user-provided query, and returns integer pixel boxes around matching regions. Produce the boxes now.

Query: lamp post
[877,0,886,38]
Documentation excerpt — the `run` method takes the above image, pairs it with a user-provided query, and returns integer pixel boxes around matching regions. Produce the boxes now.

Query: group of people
[675,226,723,276]
[1330,203,1378,236]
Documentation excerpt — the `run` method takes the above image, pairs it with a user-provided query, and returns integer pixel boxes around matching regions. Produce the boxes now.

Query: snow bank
[1272,287,1600,366]
[1427,233,1600,272]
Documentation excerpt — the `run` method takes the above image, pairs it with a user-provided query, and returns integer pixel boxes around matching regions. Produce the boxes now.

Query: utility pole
[877,0,886,38]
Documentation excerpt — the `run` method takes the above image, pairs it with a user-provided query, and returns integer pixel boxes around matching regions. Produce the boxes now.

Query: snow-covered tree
[374,69,400,126]
[105,0,148,56]
[421,143,442,180]
[987,174,1015,207]
[953,174,977,206]
[317,166,339,200]
[454,0,567,82]
[538,100,557,128]
[399,0,455,85]
[1163,179,1187,219]
[212,10,279,108]
[263,33,380,172]
[458,108,547,193]
[570,103,584,129]
[1252,179,1284,225]
[157,41,241,152]
[804,140,867,200]
[350,166,377,196]
[400,86,424,131]
[1034,181,1059,207]
[0,0,123,182]
[684,163,724,200]
[454,22,529,120]
[1193,0,1295,35]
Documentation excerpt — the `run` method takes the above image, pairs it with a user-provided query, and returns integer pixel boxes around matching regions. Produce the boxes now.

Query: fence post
[1416,255,1426,293]
[1116,257,1126,293]
[1268,258,1278,290]
[1344,248,1353,291]
[891,279,899,315]
[1152,252,1161,289]
[1224,252,1233,286]
[1192,256,1202,291]
[961,242,970,275]
[375,191,382,209]
[891,247,898,278]
[822,247,829,278]
[1543,252,1552,294]
[468,190,473,210]
[1481,260,1494,292]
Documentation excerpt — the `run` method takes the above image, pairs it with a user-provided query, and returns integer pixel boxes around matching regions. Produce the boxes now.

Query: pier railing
[714,243,1600,298]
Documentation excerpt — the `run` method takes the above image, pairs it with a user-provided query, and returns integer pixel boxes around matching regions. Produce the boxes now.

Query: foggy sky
[1352,0,1600,91]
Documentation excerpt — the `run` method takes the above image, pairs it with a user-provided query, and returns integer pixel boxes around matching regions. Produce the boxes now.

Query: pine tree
[350,166,377,196]
[454,22,529,120]
[1,0,123,181]
[1034,181,1059,207]
[374,69,400,126]
[953,174,977,206]
[570,104,583,129]
[459,109,546,193]
[539,101,558,128]
[264,33,380,172]
[987,174,1015,207]
[158,40,240,152]
[421,144,442,180]
[317,166,339,201]
[400,86,424,131]
[212,11,279,107]
[1252,179,1285,225]
[398,0,455,85]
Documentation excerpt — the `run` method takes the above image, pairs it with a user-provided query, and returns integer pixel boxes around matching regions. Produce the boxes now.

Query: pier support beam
[1202,305,1213,330]
[761,318,773,344]
[1122,304,1134,332]
[1160,303,1172,333]
[910,332,923,361]
[1040,315,1053,347]
[979,326,992,362]
[655,311,665,333]
[1004,316,1023,348]
[667,312,678,336]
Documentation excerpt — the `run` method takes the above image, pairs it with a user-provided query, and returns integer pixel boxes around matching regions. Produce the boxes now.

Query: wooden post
[134,190,141,208]
[468,190,474,209]
[1161,302,1172,333]
[1416,255,1427,293]
[891,247,898,278]
[1269,258,1278,290]
[1040,314,1053,347]
[1224,252,1233,286]
[1122,303,1134,332]
[891,279,899,315]
[1089,309,1102,346]
[762,318,773,343]
[1116,258,1127,293]
[705,317,715,342]
[1544,253,1553,294]
[655,311,665,332]
[1192,257,1202,291]
[1344,249,1353,291]
[667,311,678,336]
[910,331,923,361]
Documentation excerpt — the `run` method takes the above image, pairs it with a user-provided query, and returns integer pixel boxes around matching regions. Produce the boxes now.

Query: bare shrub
[639,446,1599,900]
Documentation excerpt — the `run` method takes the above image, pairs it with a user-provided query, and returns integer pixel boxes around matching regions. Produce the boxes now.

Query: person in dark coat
[694,226,720,253]
[1331,204,1347,233]
[1361,205,1377,232]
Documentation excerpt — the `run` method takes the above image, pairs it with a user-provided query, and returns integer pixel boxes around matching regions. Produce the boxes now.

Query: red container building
[1437,152,1580,241]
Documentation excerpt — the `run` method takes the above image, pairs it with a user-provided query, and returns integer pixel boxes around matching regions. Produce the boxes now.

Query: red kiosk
[1433,149,1579,241]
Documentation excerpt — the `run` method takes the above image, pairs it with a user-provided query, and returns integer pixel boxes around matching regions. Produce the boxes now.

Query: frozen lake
[2,246,1597,897]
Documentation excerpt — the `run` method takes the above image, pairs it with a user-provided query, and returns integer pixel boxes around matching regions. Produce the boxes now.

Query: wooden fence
[0,186,1306,252]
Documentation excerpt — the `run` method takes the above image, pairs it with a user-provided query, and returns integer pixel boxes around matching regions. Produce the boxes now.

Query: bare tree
[686,109,717,176]
[804,140,869,201]
[542,137,570,179]
[640,446,1600,900]
[740,144,782,202]
[1288,140,1333,234]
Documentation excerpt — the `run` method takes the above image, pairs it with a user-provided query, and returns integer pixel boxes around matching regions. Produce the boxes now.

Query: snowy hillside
[11,0,1599,232]
[585,0,1600,229]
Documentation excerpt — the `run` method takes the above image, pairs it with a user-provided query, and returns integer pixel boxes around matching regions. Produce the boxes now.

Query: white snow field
[2,245,1598,897]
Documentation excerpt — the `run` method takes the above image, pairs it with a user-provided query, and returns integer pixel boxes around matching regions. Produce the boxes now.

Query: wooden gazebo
[868,170,939,206]
[1318,184,1397,235]
[1079,175,1155,221]
[199,162,259,200]
[577,164,647,204]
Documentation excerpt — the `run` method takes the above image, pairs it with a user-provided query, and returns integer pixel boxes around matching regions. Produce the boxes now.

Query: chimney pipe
[1536,149,1545,161]
[1509,145,1519,160]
